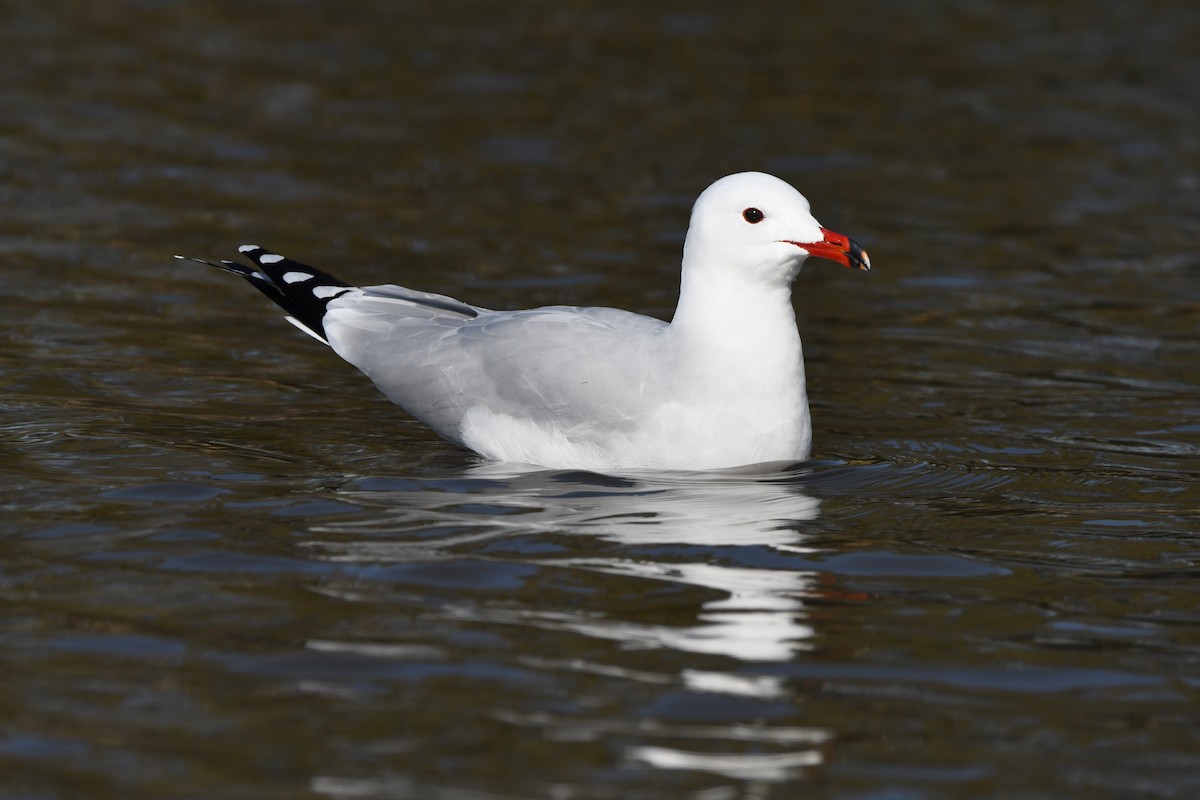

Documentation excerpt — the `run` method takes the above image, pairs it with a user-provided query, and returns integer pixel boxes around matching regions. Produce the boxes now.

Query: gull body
[180,172,870,471]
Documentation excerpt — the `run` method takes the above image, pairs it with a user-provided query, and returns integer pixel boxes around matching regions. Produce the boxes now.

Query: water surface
[2,1,1198,798]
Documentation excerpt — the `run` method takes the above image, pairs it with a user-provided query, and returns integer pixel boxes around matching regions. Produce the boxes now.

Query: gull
[178,171,870,471]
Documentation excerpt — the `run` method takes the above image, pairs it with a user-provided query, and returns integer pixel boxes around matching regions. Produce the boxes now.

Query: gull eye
[742,207,764,224]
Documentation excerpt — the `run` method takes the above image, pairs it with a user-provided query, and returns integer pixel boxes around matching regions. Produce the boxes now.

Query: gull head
[682,172,870,287]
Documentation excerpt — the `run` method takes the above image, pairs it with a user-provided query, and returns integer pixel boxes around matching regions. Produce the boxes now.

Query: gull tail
[175,245,354,345]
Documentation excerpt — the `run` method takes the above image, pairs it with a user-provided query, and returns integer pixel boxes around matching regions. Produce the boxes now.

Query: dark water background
[3,1,1199,798]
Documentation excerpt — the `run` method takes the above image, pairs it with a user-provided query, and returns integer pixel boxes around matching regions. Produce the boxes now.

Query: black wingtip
[179,245,354,344]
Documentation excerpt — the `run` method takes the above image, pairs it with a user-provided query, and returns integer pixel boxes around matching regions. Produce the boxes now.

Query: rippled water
[3,1,1199,798]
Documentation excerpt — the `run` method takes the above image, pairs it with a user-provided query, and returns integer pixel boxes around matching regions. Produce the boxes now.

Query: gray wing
[323,285,670,444]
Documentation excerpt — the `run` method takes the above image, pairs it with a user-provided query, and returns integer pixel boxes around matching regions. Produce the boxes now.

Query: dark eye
[742,207,764,224]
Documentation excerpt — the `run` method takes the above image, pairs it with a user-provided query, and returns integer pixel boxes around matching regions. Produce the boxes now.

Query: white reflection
[470,461,820,552]
[541,559,816,663]
[313,464,822,670]
[681,670,788,699]
[629,744,823,782]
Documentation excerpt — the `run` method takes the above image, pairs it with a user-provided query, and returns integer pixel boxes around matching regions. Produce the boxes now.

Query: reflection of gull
[303,468,832,784]
[312,467,822,667]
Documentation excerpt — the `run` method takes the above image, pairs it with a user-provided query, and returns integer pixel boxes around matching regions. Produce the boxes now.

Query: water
[2,1,1199,798]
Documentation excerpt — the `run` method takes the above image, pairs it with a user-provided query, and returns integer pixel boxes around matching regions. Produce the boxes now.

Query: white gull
[178,171,870,471]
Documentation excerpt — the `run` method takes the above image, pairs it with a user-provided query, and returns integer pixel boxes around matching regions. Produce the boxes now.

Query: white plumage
[179,171,870,471]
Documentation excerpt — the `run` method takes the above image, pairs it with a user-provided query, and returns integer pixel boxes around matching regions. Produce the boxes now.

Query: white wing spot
[238,244,259,253]
[313,285,347,299]
[260,254,284,264]
[282,271,312,284]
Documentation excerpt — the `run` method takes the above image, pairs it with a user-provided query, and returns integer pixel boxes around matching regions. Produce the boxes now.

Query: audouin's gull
[178,172,870,471]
